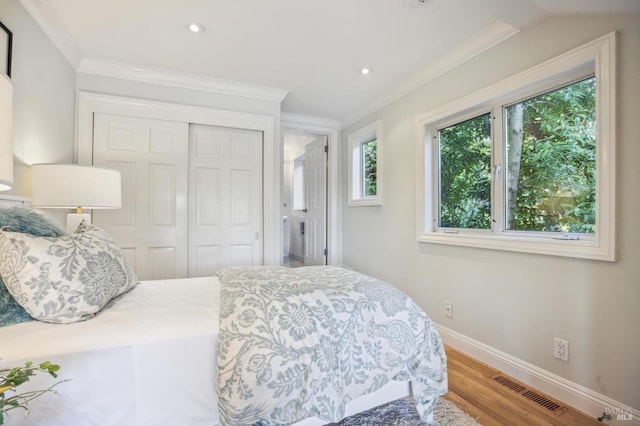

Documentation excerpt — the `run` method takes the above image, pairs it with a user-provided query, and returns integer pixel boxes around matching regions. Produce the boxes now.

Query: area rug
[326,396,479,426]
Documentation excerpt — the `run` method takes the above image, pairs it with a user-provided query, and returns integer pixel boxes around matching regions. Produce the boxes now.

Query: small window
[416,33,616,261]
[349,120,383,206]
[361,139,378,197]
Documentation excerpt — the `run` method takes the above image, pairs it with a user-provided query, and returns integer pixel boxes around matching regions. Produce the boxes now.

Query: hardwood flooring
[443,345,601,425]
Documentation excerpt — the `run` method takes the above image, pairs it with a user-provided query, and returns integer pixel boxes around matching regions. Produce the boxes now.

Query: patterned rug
[326,396,479,426]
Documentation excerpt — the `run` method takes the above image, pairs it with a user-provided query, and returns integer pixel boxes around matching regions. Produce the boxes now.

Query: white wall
[341,14,640,410]
[0,0,75,197]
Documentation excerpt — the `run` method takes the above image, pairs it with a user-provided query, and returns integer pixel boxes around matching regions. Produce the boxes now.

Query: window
[362,139,378,197]
[503,77,596,234]
[349,120,383,206]
[416,33,616,261]
[438,112,492,229]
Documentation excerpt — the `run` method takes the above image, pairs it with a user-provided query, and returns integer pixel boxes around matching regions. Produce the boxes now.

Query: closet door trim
[76,91,280,266]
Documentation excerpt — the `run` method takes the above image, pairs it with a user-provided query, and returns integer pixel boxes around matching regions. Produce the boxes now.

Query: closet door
[92,113,189,280]
[188,124,263,276]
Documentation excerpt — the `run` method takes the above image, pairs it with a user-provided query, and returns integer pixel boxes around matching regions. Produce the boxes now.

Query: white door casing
[77,92,280,266]
[281,113,341,266]
[304,137,327,266]
[92,113,189,280]
[188,124,263,276]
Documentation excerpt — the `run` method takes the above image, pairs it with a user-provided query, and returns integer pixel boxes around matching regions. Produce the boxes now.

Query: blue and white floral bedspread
[216,266,447,425]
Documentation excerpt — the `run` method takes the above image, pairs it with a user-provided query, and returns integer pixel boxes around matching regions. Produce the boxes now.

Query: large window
[416,33,616,261]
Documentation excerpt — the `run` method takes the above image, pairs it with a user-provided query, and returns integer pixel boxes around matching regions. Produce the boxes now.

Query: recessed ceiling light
[360,67,371,75]
[187,23,205,33]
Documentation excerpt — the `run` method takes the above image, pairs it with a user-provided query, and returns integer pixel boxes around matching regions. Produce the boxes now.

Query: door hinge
[324,145,328,153]
[324,248,327,256]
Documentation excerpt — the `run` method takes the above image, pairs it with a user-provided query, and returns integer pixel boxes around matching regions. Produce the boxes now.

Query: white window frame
[415,32,616,261]
[348,120,383,206]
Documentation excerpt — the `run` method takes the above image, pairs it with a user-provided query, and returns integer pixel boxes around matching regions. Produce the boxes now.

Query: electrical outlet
[444,301,453,318]
[554,338,569,361]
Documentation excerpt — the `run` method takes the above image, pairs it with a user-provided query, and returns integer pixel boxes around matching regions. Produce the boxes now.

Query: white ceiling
[22,0,640,126]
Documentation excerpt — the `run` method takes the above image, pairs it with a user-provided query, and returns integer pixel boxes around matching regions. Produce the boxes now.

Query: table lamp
[31,164,121,233]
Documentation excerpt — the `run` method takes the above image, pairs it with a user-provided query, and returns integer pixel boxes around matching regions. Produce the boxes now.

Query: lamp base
[66,213,91,233]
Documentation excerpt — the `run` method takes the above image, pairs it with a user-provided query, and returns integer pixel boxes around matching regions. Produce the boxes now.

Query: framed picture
[0,20,12,78]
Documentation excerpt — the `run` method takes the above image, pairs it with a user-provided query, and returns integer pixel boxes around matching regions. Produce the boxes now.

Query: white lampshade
[31,164,122,209]
[31,164,121,232]
[0,74,13,191]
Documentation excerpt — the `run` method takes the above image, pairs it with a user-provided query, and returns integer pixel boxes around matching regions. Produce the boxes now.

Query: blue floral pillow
[0,221,138,324]
[0,207,64,327]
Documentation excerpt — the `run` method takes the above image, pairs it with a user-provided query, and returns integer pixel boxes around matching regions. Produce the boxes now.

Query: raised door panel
[195,167,220,226]
[148,247,176,280]
[195,245,221,277]
[106,160,136,227]
[230,169,252,226]
[148,164,177,227]
[230,244,254,266]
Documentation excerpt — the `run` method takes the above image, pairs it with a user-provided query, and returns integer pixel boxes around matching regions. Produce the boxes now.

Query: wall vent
[492,375,563,412]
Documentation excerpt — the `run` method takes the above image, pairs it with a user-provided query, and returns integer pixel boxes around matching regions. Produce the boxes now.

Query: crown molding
[341,21,519,129]
[78,58,290,103]
[281,112,341,130]
[19,0,83,68]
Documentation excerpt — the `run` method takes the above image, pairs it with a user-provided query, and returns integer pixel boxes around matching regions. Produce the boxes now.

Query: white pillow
[0,221,138,323]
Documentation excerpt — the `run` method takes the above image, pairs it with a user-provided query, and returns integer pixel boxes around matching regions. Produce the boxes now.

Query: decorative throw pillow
[0,207,65,327]
[0,220,138,324]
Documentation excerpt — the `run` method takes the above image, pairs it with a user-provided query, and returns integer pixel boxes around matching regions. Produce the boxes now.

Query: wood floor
[444,345,601,425]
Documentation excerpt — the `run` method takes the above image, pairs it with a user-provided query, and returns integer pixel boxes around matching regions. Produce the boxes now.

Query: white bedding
[0,277,221,426]
[1,276,412,426]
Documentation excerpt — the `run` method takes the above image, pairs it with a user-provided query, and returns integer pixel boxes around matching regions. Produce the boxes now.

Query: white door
[188,124,263,276]
[92,113,189,280]
[304,138,327,266]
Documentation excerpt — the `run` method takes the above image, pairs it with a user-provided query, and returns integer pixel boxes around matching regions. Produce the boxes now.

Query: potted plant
[0,361,65,425]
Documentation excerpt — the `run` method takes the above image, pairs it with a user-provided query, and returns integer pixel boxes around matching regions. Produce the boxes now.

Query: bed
[0,206,447,426]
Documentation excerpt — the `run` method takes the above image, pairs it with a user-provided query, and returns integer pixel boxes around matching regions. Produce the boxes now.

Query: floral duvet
[216,266,447,425]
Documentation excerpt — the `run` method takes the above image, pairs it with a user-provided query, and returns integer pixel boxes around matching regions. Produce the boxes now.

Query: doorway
[282,131,327,267]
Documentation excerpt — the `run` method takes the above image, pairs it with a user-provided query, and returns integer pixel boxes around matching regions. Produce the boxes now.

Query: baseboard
[435,323,639,425]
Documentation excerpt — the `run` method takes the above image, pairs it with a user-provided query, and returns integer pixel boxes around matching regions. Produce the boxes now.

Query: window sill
[416,232,615,261]
[348,197,382,207]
